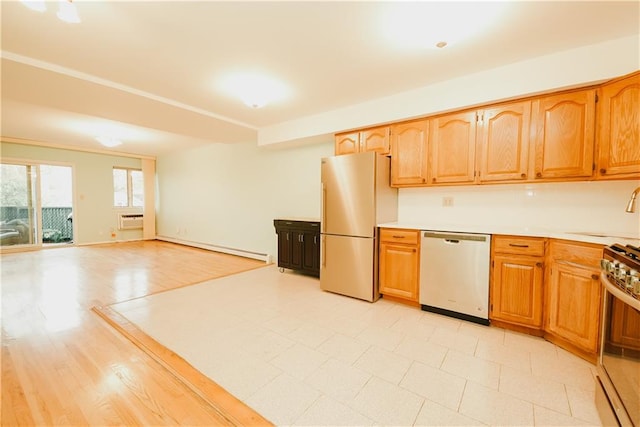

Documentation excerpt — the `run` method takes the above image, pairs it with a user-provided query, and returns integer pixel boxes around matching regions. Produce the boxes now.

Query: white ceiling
[1,1,639,157]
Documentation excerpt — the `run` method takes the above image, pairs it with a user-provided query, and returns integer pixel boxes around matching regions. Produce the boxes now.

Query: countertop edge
[377,222,640,247]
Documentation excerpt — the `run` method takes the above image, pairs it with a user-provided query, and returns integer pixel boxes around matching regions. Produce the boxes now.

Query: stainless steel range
[596,244,640,427]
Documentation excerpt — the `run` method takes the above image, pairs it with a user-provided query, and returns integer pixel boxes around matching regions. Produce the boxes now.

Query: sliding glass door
[1,162,74,248]
[0,163,38,247]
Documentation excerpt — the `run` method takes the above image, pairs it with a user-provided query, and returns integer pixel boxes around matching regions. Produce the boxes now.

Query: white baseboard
[78,238,144,246]
[155,235,271,263]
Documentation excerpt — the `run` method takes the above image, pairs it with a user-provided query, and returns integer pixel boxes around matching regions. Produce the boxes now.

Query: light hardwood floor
[1,240,269,426]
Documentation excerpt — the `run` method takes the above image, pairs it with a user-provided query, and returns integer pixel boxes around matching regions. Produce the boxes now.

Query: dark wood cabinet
[274,219,320,277]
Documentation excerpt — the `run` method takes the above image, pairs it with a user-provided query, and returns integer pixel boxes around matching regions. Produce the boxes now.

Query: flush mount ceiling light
[95,136,122,148]
[380,2,508,49]
[20,0,46,12]
[218,72,290,109]
[21,0,81,23]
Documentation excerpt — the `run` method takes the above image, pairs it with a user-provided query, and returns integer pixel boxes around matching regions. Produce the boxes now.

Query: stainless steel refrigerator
[320,151,398,302]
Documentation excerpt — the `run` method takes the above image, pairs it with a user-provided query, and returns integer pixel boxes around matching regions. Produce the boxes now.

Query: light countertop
[378,222,640,247]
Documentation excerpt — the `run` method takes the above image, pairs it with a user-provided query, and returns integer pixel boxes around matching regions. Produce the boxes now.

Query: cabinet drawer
[549,240,603,270]
[493,235,545,256]
[380,228,419,245]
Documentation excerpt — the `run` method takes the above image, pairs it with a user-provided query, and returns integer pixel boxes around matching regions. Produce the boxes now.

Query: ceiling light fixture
[57,0,81,24]
[96,136,122,148]
[218,72,290,109]
[380,2,508,50]
[21,0,81,23]
[20,0,47,12]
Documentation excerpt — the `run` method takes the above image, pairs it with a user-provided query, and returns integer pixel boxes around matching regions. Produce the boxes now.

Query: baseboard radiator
[118,213,144,230]
[156,235,270,263]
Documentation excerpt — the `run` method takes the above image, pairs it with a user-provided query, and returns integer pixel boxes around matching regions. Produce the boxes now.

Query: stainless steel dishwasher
[419,231,491,325]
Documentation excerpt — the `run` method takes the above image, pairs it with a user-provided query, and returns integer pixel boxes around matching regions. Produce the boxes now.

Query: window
[113,168,143,207]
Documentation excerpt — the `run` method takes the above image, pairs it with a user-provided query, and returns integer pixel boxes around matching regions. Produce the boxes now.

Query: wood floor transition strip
[92,305,273,427]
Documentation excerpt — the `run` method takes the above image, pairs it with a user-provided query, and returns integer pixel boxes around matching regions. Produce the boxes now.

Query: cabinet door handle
[314,235,317,244]
[299,234,304,242]
[286,232,289,241]
[509,243,529,248]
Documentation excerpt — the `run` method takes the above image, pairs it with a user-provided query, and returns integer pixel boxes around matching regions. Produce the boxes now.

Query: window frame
[113,167,143,208]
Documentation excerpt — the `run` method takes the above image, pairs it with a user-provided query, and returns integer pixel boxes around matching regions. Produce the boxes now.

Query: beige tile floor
[111,266,603,426]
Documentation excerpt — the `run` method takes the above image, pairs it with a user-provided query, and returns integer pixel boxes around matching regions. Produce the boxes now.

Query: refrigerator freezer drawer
[320,234,377,302]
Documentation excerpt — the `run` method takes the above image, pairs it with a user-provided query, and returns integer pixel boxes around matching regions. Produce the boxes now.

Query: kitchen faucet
[626,186,640,213]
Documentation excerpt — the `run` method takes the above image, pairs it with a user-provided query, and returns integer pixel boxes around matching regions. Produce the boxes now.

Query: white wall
[155,140,334,260]
[1,141,144,244]
[398,180,640,237]
[259,35,639,146]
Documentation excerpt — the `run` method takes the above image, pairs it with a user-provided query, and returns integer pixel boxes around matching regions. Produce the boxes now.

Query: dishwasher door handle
[444,239,460,244]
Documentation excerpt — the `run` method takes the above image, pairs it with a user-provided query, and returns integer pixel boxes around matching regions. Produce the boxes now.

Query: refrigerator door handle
[321,235,326,267]
[321,182,326,233]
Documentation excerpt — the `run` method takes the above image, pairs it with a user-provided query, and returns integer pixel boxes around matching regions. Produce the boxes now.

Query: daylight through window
[113,168,143,207]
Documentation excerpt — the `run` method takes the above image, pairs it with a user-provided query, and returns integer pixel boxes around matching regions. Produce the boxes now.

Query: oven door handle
[601,272,640,311]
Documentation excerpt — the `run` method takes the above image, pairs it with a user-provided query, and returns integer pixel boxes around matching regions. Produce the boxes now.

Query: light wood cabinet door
[532,89,596,179]
[597,72,640,179]
[379,242,419,301]
[429,111,477,184]
[361,126,390,155]
[390,120,429,186]
[491,254,544,328]
[546,260,601,353]
[609,297,640,350]
[335,132,360,155]
[478,101,532,182]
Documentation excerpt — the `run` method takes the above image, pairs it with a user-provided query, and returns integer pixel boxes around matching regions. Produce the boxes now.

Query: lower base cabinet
[545,240,603,358]
[273,219,320,277]
[489,236,604,362]
[379,228,420,303]
[490,236,546,332]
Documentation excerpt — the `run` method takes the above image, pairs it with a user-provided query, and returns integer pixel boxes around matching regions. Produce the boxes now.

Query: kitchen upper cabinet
[596,72,640,179]
[532,89,596,180]
[335,132,360,156]
[478,101,532,183]
[490,235,545,332]
[379,228,420,303]
[429,111,477,184]
[545,240,603,357]
[390,119,429,186]
[335,126,390,156]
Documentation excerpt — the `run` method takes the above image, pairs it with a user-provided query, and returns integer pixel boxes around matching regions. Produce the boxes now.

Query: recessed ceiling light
[435,41,448,49]
[218,72,290,109]
[96,136,122,147]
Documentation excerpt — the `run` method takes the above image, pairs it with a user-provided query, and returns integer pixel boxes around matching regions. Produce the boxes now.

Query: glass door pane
[40,165,73,245]
[0,163,38,247]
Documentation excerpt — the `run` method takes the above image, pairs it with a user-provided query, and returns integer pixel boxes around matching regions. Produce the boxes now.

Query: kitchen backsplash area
[398,180,640,237]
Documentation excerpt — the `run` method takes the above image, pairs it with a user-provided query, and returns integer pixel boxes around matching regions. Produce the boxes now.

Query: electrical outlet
[442,197,454,207]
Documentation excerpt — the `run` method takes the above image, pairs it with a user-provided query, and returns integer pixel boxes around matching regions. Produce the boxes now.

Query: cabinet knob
[536,172,542,178]
[600,168,607,174]
[536,262,543,268]
[432,178,437,183]
[591,274,599,280]
[520,173,527,179]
